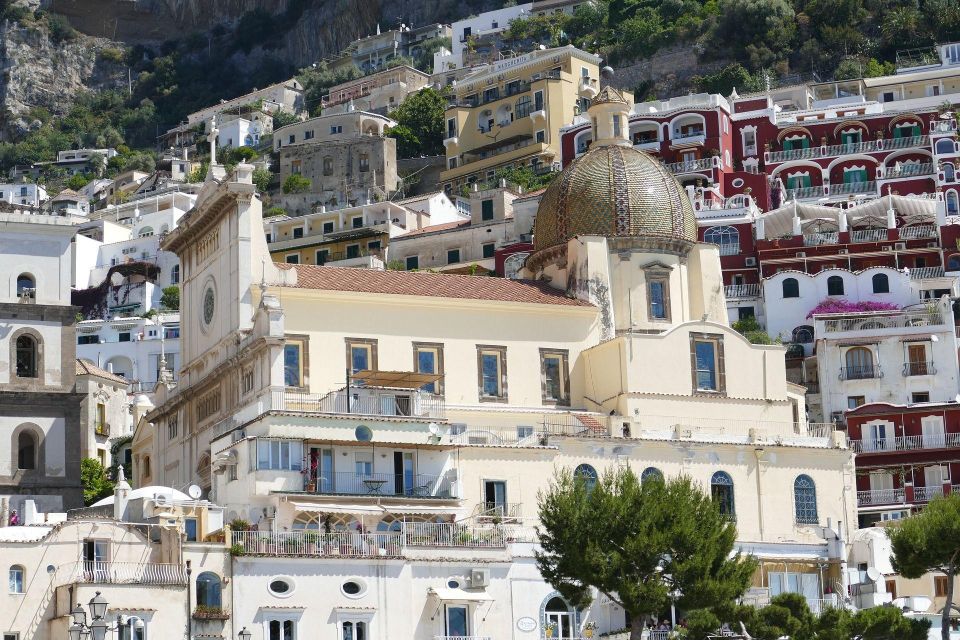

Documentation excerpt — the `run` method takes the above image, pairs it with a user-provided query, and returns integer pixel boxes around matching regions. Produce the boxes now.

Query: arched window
[142,455,151,478]
[827,275,845,296]
[704,225,740,253]
[641,467,663,483]
[945,163,956,183]
[844,347,874,379]
[794,475,818,524]
[137,226,154,238]
[16,273,35,298]
[791,325,814,344]
[710,471,735,518]
[948,191,959,216]
[544,596,573,639]
[872,273,890,294]
[948,254,960,272]
[15,335,37,378]
[574,464,598,493]
[9,565,24,593]
[782,278,800,298]
[196,572,222,608]
[936,139,955,155]
[17,431,36,470]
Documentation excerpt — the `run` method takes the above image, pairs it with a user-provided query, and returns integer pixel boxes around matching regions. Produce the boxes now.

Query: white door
[924,465,946,499]
[921,416,945,448]
[865,422,891,451]
[545,611,573,639]
[869,471,895,505]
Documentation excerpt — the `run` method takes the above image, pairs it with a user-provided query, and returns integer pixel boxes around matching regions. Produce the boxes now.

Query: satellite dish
[428,423,440,436]
[187,484,202,500]
[110,272,124,286]
[866,567,882,582]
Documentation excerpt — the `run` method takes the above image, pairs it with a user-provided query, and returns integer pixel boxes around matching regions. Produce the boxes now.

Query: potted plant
[229,518,250,531]
[193,605,230,620]
[303,531,319,554]
[228,543,245,557]
[584,621,598,638]
[545,622,558,638]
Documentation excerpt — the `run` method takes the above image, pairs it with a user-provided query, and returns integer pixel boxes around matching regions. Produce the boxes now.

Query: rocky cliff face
[0,19,126,140]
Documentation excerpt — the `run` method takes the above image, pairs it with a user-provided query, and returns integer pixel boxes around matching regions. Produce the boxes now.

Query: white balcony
[849,228,887,243]
[900,224,937,239]
[850,432,960,453]
[56,562,188,586]
[663,156,716,175]
[803,231,839,246]
[725,284,761,298]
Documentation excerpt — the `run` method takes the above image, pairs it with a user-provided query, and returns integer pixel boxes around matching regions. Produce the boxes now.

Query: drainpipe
[754,448,766,540]
[186,559,192,640]
[346,367,351,413]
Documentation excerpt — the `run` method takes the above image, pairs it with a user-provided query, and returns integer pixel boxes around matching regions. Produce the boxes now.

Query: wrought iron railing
[856,488,904,506]
[903,361,936,376]
[839,365,882,380]
[850,432,960,453]
[305,471,451,498]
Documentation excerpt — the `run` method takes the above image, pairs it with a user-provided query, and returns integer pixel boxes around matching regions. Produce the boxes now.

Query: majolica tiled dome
[532,144,697,252]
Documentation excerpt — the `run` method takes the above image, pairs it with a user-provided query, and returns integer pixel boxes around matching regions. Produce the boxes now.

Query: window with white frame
[336,609,374,640]
[255,439,303,471]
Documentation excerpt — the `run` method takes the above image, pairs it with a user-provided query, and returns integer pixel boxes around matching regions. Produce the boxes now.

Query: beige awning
[428,586,493,602]
[352,370,443,389]
[381,505,458,515]
[290,502,384,514]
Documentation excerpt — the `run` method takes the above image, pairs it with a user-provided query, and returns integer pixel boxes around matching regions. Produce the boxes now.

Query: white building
[0,182,47,206]
[433,3,533,73]
[75,358,131,466]
[216,113,272,150]
[813,296,960,423]
[54,148,117,175]
[75,314,180,392]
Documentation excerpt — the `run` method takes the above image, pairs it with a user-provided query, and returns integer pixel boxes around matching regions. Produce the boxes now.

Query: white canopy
[427,586,493,603]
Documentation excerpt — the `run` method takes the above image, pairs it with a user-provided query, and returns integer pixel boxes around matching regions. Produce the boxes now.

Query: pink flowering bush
[806,299,900,318]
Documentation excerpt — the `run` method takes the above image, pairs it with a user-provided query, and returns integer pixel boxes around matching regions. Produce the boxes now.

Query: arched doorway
[544,596,575,638]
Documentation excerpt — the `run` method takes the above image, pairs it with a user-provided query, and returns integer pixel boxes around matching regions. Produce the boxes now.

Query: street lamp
[66,591,135,640]
[239,628,252,640]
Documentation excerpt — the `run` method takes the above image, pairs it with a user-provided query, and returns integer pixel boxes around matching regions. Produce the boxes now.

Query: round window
[203,286,216,325]
[341,578,367,598]
[447,578,461,589]
[355,425,373,442]
[268,578,294,597]
[731,178,745,188]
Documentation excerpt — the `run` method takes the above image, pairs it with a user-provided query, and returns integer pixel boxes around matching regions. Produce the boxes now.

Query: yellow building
[440,45,602,192]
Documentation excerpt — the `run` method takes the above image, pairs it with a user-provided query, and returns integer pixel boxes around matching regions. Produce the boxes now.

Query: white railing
[850,432,960,453]
[856,488,905,506]
[850,228,887,243]
[433,636,493,640]
[820,310,945,332]
[277,389,445,419]
[765,136,930,164]
[57,562,187,586]
[232,531,403,557]
[808,596,843,614]
[884,162,934,179]
[663,157,715,174]
[804,231,839,246]
[915,486,944,502]
[403,522,506,548]
[909,266,945,279]
[716,243,741,256]
[725,284,761,298]
[832,180,877,196]
[900,224,937,239]
[787,185,825,201]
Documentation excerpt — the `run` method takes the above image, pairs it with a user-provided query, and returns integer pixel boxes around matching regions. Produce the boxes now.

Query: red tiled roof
[278,264,592,307]
[75,359,130,385]
[395,219,471,238]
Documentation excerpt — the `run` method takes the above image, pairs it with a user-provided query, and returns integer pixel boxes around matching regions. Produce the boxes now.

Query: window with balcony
[445,604,470,637]
[827,275,845,296]
[711,471,735,518]
[843,166,868,184]
[794,475,818,524]
[840,129,862,145]
[872,273,890,293]
[256,439,303,471]
[703,225,739,254]
[413,342,443,394]
[690,334,725,394]
[894,122,922,138]
[540,349,569,404]
[515,96,532,118]
[484,479,507,513]
[346,339,377,374]
[786,173,812,189]
[844,346,875,379]
[947,191,959,215]
[782,136,810,151]
[477,345,507,400]
[782,278,800,298]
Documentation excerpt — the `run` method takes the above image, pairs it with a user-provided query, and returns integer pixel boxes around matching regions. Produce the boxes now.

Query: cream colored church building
[133,87,856,639]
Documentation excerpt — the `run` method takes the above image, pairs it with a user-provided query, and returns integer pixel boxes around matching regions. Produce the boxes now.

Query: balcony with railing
[910,266,945,279]
[915,485,943,502]
[306,471,451,498]
[57,562,188,586]
[94,423,110,437]
[899,224,937,240]
[839,365,883,380]
[765,135,929,163]
[786,185,826,201]
[725,284,761,298]
[856,488,905,506]
[820,310,946,333]
[903,361,936,376]
[803,231,839,246]
[663,157,715,174]
[850,432,960,453]
[850,228,887,243]
[472,502,522,523]
[832,180,877,196]
[277,387,445,420]
[670,129,706,145]
[882,162,935,180]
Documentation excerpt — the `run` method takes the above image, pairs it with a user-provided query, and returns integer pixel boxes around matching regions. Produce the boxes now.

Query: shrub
[160,285,180,311]
[99,47,126,64]
[282,174,311,194]
[806,298,900,318]
[47,14,77,43]
[264,206,287,218]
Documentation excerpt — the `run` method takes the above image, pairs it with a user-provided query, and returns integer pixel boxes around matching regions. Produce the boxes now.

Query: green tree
[264,206,287,218]
[536,468,756,639]
[387,87,447,158]
[282,174,311,194]
[692,64,762,95]
[80,457,115,506]
[66,173,91,191]
[272,110,301,129]
[160,285,180,311]
[253,167,273,193]
[889,493,960,640]
[230,146,257,163]
[731,317,774,345]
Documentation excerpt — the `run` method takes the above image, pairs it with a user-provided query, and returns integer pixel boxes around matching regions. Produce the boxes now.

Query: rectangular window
[482,242,496,258]
[268,620,296,640]
[256,439,303,471]
[352,216,364,229]
[481,199,494,221]
[293,227,304,239]
[690,334,725,394]
[368,240,381,252]
[413,342,444,394]
[445,604,469,636]
[346,244,360,259]
[613,115,622,137]
[540,349,570,404]
[847,396,865,410]
[536,129,545,143]
[322,221,334,234]
[291,160,302,175]
[346,338,377,374]
[78,335,99,344]
[447,248,461,264]
[936,575,949,597]
[316,249,329,265]
[9,566,23,593]
[184,518,198,542]
[405,256,419,270]
[118,332,131,343]
[477,345,507,400]
[242,368,254,394]
[534,91,544,112]
[284,336,308,388]
[648,276,670,321]
[912,392,931,403]
[447,118,456,139]
[285,254,300,264]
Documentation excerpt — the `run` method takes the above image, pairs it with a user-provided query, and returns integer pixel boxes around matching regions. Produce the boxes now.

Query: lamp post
[238,628,252,640]
[67,591,141,640]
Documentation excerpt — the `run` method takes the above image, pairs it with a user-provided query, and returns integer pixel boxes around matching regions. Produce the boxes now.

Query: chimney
[113,466,131,521]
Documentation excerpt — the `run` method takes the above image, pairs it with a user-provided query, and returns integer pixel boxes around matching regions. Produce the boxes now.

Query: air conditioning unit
[928,242,939,248]
[882,246,894,252]
[895,242,907,250]
[470,568,491,587]
[745,257,757,267]
[838,249,849,254]
[532,73,542,80]
[796,251,807,258]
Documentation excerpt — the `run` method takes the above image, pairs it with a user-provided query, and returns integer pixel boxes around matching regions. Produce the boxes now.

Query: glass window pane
[351,346,369,373]
[482,353,500,396]
[284,344,301,387]
[695,341,716,390]
[280,441,291,469]
[258,440,271,469]
[650,281,666,318]
[544,356,562,399]
[447,606,468,636]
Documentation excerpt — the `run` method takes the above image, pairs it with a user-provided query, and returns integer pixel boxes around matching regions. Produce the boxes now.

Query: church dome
[532,131,697,253]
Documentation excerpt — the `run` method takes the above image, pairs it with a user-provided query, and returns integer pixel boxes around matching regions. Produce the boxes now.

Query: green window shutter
[800,137,810,149]
[893,127,903,139]
[803,175,812,188]
[912,125,921,137]
[783,139,794,151]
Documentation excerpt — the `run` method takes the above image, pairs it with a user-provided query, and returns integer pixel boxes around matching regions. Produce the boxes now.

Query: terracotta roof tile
[76,359,130,385]
[278,264,592,307]
[395,219,471,238]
